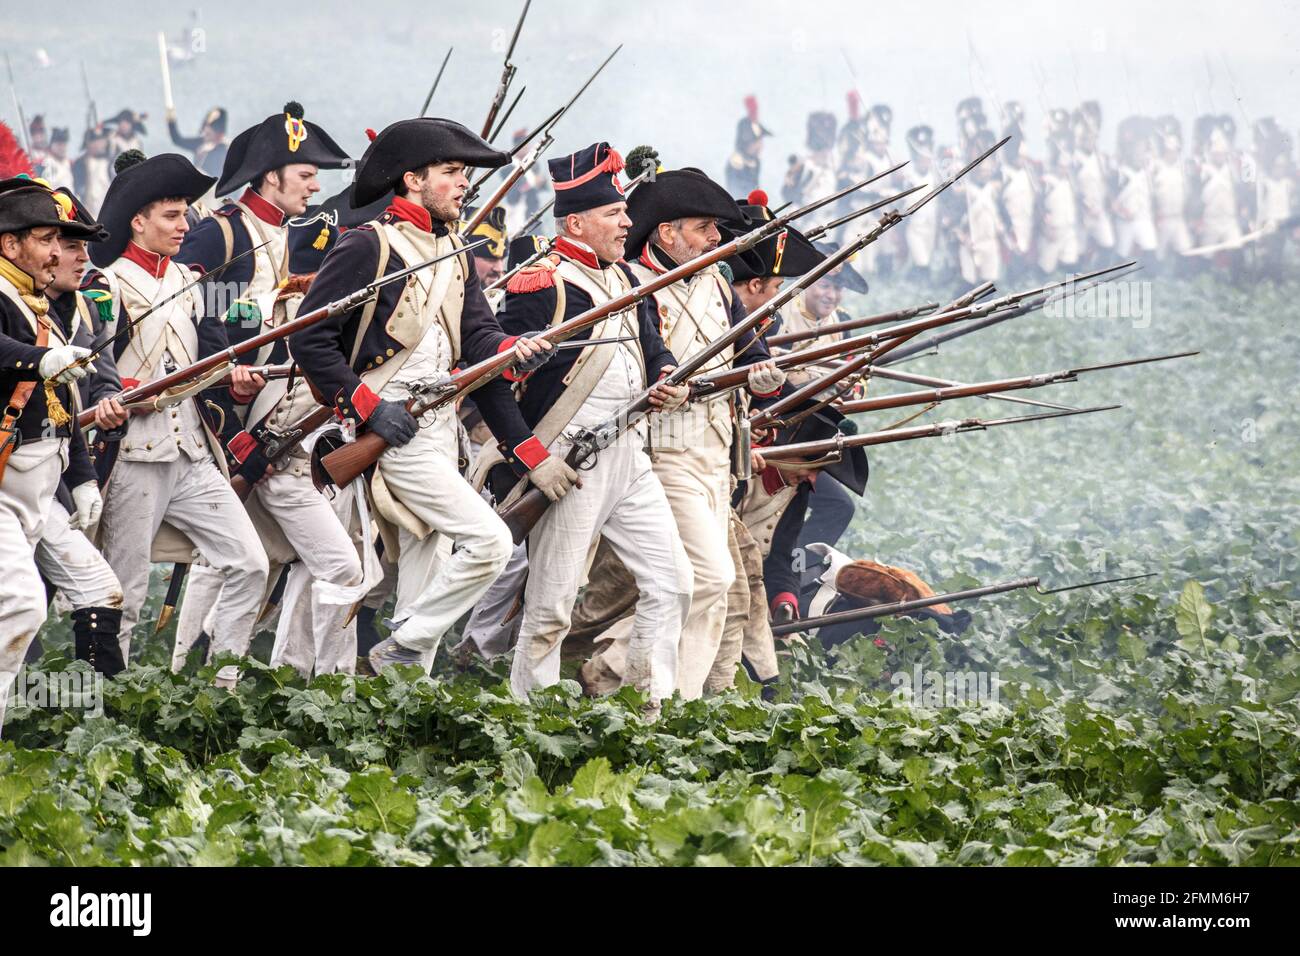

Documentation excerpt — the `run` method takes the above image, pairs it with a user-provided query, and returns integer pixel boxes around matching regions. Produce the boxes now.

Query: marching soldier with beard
[289,117,556,675]
[0,177,102,731]
[171,101,362,677]
[581,163,785,700]
[85,151,269,676]
[475,142,692,702]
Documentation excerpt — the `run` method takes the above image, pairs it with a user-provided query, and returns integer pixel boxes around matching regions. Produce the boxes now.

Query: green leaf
[1174,581,1214,656]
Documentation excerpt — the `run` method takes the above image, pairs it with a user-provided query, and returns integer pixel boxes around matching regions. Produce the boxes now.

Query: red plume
[0,121,32,178]
[748,189,769,207]
[365,128,378,142]
[846,91,862,121]
[744,95,759,122]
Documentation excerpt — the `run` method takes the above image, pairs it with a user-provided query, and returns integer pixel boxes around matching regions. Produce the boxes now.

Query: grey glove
[529,455,580,502]
[367,399,418,447]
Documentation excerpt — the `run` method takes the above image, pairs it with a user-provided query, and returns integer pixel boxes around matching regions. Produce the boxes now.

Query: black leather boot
[72,606,125,677]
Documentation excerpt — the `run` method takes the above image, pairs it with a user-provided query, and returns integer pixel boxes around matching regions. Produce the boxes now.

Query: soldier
[105,109,147,160]
[169,101,360,675]
[766,239,866,389]
[1192,115,1245,262]
[1112,117,1158,259]
[957,130,1006,284]
[85,151,269,673]
[999,105,1037,277]
[26,117,50,171]
[1072,107,1116,263]
[1150,116,1192,267]
[783,111,838,208]
[581,163,785,700]
[856,104,902,274]
[288,117,556,674]
[464,205,509,289]
[0,177,101,731]
[38,128,73,190]
[479,142,692,702]
[724,95,771,198]
[167,106,229,179]
[902,126,940,280]
[1037,110,1080,275]
[1250,118,1294,278]
[72,125,111,216]
[36,186,128,674]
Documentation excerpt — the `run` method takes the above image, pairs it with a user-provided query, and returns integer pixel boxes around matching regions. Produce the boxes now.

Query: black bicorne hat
[724,192,824,282]
[107,109,148,135]
[624,166,746,259]
[811,240,867,294]
[906,125,934,154]
[53,186,109,242]
[203,107,229,135]
[776,405,868,496]
[549,142,626,217]
[216,102,351,197]
[89,152,215,266]
[351,117,509,208]
[735,95,773,151]
[463,205,508,259]
[0,178,100,238]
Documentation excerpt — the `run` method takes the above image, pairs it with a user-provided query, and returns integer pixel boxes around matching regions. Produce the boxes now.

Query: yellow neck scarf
[0,256,71,427]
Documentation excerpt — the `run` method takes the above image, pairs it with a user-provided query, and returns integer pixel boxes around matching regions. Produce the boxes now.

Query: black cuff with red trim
[333,383,382,426]
[499,434,550,477]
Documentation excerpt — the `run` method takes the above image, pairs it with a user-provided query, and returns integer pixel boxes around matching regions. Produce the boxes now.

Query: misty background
[3,0,1298,201]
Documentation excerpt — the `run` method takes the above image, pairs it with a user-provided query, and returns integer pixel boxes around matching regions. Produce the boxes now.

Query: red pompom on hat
[847,90,862,121]
[747,188,769,207]
[365,128,378,142]
[744,95,760,122]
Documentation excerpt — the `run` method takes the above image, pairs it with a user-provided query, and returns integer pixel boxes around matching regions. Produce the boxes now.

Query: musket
[463,105,559,208]
[154,562,189,635]
[765,301,940,348]
[770,572,1156,637]
[493,186,910,543]
[489,85,527,144]
[858,365,1079,413]
[480,0,532,139]
[757,405,1120,469]
[751,258,1131,430]
[881,262,1141,366]
[73,239,273,376]
[464,45,621,222]
[420,46,453,117]
[321,175,883,491]
[800,161,908,242]
[4,53,31,155]
[76,238,490,430]
[80,60,99,129]
[519,196,555,237]
[833,352,1198,417]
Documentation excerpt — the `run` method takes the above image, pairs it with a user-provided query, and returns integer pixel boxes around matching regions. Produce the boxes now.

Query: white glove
[69,481,103,531]
[747,361,786,396]
[529,455,580,502]
[38,344,94,385]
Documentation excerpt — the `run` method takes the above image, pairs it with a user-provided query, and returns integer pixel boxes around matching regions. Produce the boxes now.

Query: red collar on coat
[552,236,602,270]
[239,188,287,227]
[122,241,170,278]
[385,195,435,233]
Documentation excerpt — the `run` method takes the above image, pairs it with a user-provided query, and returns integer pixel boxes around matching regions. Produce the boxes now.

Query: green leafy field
[3,273,1298,866]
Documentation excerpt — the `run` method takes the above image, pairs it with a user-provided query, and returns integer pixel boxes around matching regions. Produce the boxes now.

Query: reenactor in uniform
[36,187,127,674]
[171,102,362,676]
[72,125,111,217]
[482,142,692,702]
[1112,116,1158,259]
[1072,106,1116,263]
[1037,110,1081,275]
[38,128,73,190]
[1250,118,1295,278]
[85,151,270,673]
[464,205,510,290]
[1150,116,1192,266]
[998,104,1038,277]
[0,177,102,730]
[783,111,838,208]
[289,117,555,674]
[582,164,785,700]
[105,109,148,161]
[167,106,230,179]
[1192,115,1245,261]
[902,125,940,280]
[724,95,771,199]
[957,129,1006,284]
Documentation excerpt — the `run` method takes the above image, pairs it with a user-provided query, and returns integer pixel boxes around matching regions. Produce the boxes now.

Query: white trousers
[587,443,733,701]
[1115,216,1158,258]
[267,476,365,677]
[510,442,691,701]
[1156,217,1193,259]
[462,541,528,659]
[0,443,64,734]
[380,420,513,660]
[99,456,269,662]
[36,500,123,609]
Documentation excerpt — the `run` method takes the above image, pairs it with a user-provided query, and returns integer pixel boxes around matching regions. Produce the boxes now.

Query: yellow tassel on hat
[312,226,329,250]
